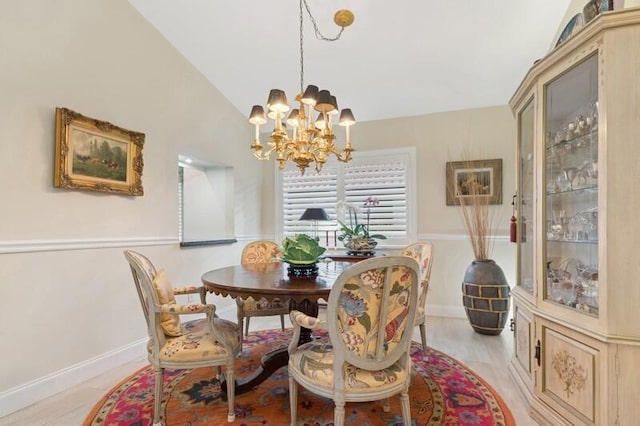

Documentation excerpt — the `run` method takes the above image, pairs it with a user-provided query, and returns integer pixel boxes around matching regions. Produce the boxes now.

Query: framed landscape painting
[446,158,503,206]
[54,107,145,196]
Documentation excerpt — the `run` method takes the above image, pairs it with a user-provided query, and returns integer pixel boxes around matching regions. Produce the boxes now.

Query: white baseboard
[0,338,147,418]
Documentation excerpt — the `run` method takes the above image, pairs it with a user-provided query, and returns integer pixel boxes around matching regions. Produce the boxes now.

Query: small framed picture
[54,107,145,196]
[446,159,503,206]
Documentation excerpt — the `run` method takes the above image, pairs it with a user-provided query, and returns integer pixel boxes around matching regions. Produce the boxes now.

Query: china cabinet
[509,8,640,425]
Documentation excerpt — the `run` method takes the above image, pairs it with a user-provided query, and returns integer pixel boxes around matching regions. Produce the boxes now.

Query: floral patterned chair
[237,240,288,350]
[401,241,434,351]
[287,256,420,426]
[124,250,241,424]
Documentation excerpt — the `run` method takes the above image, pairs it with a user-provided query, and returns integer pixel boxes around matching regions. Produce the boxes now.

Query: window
[276,147,416,248]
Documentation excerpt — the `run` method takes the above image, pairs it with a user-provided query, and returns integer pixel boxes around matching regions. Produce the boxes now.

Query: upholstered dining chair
[237,240,288,349]
[124,250,241,424]
[401,241,434,351]
[287,256,420,426]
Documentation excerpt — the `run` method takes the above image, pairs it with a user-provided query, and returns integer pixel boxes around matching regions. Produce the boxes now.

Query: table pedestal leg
[220,299,319,397]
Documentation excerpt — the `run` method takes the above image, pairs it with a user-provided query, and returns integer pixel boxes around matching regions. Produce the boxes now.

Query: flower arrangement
[337,197,387,242]
[447,161,495,260]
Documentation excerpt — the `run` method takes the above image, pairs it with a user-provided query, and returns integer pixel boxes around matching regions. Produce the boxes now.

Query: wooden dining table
[201,260,355,395]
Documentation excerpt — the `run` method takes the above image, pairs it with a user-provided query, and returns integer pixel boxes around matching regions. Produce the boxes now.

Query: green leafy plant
[337,197,387,241]
[281,234,326,265]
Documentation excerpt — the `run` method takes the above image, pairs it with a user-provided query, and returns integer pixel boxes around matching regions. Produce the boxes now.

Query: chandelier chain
[299,0,346,93]
[299,0,304,93]
[302,0,345,42]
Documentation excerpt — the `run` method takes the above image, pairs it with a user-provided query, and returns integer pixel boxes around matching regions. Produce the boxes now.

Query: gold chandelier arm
[324,145,353,164]
[252,149,271,161]
[335,147,353,163]
[252,140,278,161]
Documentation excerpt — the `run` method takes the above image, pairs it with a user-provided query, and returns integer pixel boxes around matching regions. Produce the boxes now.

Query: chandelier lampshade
[248,0,356,175]
[301,85,319,105]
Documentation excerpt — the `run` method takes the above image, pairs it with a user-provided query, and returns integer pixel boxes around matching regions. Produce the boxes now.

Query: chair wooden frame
[124,250,240,424]
[401,241,434,351]
[236,240,288,349]
[287,256,420,426]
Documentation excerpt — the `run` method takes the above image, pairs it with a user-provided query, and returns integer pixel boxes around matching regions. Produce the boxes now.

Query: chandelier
[248,0,356,175]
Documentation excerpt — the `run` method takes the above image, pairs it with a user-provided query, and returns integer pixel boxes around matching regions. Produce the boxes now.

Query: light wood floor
[0,315,537,425]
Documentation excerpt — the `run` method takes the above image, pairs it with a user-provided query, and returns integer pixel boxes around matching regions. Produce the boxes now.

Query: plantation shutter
[343,158,408,244]
[281,164,338,238]
[278,148,414,247]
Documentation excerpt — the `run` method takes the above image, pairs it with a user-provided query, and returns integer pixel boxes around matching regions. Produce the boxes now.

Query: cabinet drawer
[539,321,601,425]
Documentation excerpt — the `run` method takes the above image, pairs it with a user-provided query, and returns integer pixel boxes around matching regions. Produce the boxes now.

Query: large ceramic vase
[462,259,510,335]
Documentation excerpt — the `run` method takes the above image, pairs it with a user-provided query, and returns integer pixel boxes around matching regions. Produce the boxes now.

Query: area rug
[84,329,514,425]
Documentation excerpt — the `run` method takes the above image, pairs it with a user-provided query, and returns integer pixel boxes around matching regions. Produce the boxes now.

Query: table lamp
[299,208,330,239]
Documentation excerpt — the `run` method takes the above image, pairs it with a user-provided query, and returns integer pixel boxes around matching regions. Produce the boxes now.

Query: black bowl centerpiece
[280,234,326,279]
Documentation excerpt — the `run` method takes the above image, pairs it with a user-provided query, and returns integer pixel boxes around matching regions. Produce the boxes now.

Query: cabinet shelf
[546,299,598,317]
[546,129,597,151]
[547,238,598,244]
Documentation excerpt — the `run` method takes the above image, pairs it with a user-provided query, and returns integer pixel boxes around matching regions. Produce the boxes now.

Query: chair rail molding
[418,233,510,241]
[0,237,178,254]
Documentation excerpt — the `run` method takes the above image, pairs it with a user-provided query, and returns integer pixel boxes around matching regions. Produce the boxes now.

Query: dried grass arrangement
[447,161,496,261]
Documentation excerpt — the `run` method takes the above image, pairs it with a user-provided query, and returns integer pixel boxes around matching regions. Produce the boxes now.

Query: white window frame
[274,147,417,249]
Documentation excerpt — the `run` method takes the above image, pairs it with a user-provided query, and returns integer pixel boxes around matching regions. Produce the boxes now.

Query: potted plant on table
[337,196,387,255]
[280,233,327,278]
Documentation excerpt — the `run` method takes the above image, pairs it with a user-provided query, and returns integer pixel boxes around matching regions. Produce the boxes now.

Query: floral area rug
[84,329,514,425]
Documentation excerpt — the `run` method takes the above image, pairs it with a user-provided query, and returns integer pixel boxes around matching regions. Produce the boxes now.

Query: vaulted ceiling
[128,0,571,122]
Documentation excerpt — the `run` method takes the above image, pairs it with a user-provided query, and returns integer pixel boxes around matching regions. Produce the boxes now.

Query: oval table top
[201,261,354,304]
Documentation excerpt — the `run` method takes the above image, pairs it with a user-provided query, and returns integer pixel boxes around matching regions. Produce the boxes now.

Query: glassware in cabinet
[543,53,599,317]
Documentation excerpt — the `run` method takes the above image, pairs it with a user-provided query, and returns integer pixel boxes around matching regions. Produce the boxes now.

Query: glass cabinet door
[518,98,535,295]
[544,53,599,317]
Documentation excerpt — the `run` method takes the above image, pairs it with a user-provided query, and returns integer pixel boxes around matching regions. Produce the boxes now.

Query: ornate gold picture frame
[446,159,502,206]
[54,107,145,196]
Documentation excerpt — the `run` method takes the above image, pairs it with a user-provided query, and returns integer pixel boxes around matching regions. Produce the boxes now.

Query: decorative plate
[599,0,614,12]
[555,13,585,47]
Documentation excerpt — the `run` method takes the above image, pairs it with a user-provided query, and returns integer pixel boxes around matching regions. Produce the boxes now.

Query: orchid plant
[337,197,387,242]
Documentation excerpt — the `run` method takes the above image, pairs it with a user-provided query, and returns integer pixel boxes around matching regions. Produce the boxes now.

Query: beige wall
[0,0,263,407]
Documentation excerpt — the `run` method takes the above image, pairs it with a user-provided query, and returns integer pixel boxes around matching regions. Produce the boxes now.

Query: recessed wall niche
[178,155,236,247]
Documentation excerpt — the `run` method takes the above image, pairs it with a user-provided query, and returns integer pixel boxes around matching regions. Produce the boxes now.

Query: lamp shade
[299,208,330,221]
[248,105,267,125]
[314,90,335,113]
[301,85,319,105]
[329,96,339,115]
[286,108,299,126]
[266,89,290,113]
[315,113,327,130]
[339,108,356,126]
